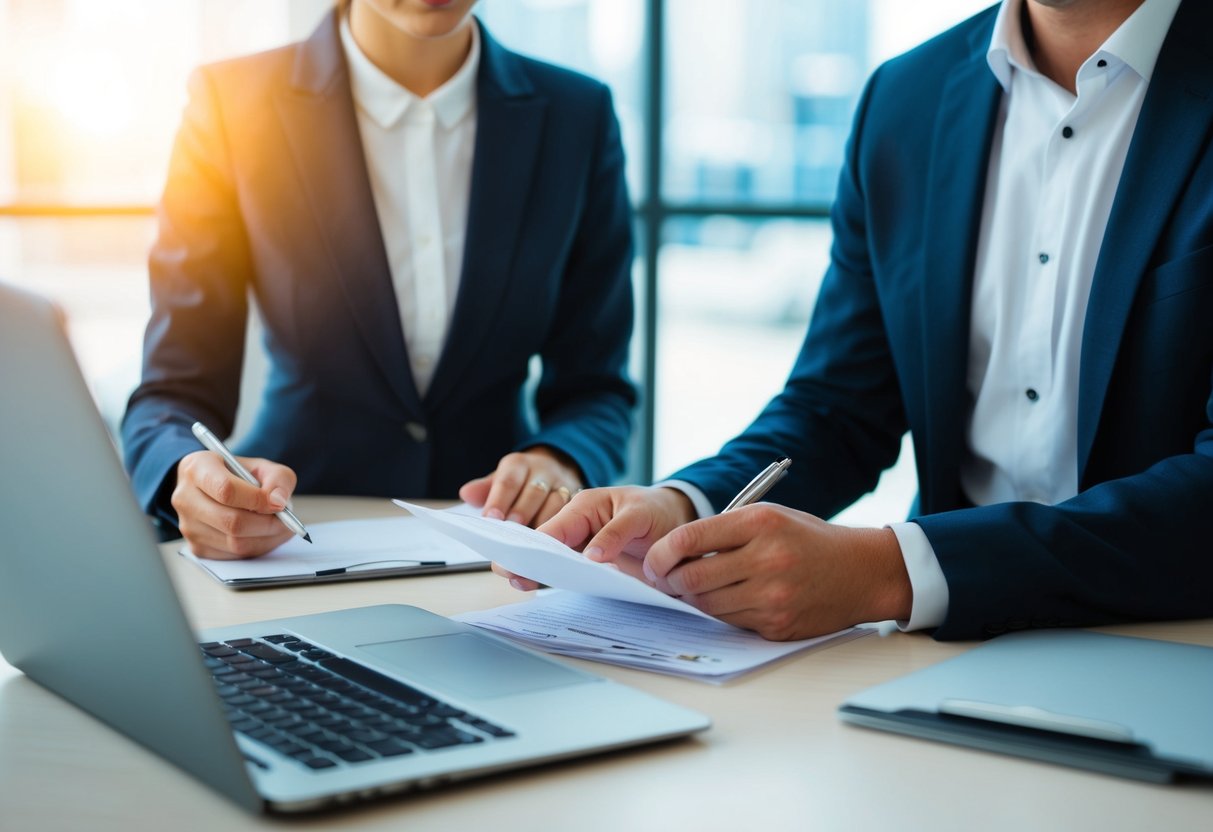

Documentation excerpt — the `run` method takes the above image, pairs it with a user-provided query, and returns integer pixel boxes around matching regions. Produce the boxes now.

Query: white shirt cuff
[653,480,716,519]
[888,521,949,631]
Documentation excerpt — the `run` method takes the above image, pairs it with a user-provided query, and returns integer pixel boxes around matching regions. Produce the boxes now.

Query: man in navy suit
[512,0,1213,641]
[122,0,635,557]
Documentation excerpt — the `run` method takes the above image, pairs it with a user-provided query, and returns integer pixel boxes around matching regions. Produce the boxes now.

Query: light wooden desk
[2,496,1211,831]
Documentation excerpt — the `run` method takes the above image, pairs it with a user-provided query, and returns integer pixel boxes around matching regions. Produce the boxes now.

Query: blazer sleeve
[669,69,908,514]
[918,409,1213,640]
[523,85,637,487]
[120,67,253,528]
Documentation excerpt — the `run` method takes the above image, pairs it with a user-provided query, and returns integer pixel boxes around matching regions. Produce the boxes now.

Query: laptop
[0,283,710,813]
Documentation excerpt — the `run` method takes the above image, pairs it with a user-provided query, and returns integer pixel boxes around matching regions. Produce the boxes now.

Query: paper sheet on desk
[395,500,716,620]
[454,592,870,683]
[396,500,868,681]
[181,512,487,586]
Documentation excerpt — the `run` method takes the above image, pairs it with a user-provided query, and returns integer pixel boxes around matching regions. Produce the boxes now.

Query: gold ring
[529,478,551,494]
[554,485,573,502]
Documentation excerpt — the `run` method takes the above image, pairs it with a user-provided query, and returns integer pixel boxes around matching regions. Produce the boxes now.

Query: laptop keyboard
[199,634,515,771]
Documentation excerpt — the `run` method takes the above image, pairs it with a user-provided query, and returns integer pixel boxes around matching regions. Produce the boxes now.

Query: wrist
[860,527,913,622]
[656,486,697,527]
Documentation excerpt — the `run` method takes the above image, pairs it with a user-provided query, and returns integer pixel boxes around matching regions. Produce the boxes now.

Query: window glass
[476,0,646,201]
[663,0,993,206]
[0,0,331,205]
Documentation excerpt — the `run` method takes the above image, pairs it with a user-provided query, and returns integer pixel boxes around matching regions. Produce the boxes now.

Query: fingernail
[507,513,524,525]
[269,488,287,509]
[509,579,526,591]
[485,508,504,521]
[585,546,604,561]
[601,562,620,571]
[643,562,657,583]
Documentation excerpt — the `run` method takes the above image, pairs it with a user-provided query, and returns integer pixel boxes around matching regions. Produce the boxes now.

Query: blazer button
[403,422,428,443]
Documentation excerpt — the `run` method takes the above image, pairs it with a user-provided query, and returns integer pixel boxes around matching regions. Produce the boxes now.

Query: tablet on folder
[839,630,1213,783]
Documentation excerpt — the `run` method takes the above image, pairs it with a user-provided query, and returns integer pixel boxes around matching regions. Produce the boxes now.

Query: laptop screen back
[0,284,260,811]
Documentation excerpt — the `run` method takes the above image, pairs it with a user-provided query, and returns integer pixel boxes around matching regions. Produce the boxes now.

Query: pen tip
[303,533,313,544]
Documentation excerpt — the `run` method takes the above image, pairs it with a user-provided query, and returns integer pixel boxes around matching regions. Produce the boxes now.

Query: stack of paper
[396,501,868,682]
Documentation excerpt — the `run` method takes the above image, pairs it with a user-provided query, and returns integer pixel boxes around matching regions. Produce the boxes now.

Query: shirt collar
[340,13,480,129]
[986,0,1182,92]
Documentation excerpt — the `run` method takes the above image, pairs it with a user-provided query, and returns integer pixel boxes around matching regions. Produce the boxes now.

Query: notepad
[180,512,489,589]
[396,500,867,681]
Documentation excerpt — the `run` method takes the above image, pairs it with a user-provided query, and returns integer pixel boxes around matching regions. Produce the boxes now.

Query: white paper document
[396,500,868,681]
[181,512,488,588]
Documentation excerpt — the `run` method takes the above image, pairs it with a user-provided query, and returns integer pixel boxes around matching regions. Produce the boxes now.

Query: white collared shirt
[889,0,1182,630]
[339,15,480,397]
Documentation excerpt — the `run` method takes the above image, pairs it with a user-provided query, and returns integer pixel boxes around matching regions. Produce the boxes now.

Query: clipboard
[178,514,490,589]
[838,630,1213,783]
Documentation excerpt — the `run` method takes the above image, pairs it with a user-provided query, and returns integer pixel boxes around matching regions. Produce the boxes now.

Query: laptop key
[298,756,337,770]
[262,634,299,644]
[333,748,374,763]
[318,658,433,707]
[240,644,297,664]
[365,739,413,757]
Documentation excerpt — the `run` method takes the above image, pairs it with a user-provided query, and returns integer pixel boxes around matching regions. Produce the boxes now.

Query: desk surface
[2,496,1211,831]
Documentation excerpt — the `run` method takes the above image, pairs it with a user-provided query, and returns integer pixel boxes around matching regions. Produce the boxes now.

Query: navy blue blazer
[674,1,1213,639]
[122,13,636,528]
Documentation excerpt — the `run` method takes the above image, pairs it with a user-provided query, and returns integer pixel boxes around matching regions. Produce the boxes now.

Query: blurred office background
[0,0,989,525]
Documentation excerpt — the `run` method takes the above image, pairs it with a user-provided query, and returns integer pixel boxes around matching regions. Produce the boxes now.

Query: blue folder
[838,630,1213,783]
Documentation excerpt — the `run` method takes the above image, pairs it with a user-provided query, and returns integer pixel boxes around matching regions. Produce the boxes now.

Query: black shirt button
[1026,388,1039,402]
[1097,59,1107,68]
[1038,252,1049,264]
[1062,125,1074,139]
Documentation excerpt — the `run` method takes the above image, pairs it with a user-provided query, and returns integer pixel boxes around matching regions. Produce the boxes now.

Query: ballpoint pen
[721,457,792,512]
[190,421,313,543]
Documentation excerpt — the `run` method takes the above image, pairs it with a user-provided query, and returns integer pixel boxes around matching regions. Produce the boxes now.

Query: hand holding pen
[172,422,311,560]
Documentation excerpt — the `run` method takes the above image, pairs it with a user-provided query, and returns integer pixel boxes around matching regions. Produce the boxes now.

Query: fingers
[172,451,298,560]
[490,562,543,592]
[643,506,767,584]
[458,473,492,508]
[476,451,580,527]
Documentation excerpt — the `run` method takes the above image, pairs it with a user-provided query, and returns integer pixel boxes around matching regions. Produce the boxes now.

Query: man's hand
[171,450,298,559]
[644,504,913,640]
[459,446,584,528]
[491,485,697,590]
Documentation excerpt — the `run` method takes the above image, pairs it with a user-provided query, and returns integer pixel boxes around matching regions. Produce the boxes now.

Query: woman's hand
[458,446,583,528]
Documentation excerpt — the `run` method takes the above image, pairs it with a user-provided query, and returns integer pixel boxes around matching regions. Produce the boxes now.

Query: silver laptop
[0,283,710,813]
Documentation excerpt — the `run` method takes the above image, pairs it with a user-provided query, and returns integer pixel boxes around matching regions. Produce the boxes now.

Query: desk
[2,496,1211,831]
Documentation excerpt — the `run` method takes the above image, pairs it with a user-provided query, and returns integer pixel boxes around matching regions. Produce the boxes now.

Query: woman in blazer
[121,0,636,558]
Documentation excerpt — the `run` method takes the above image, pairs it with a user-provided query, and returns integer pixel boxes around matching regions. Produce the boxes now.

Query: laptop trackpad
[357,633,594,699]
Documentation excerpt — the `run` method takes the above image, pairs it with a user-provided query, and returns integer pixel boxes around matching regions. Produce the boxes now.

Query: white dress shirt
[339,16,480,397]
[890,0,1181,630]
[665,0,1182,631]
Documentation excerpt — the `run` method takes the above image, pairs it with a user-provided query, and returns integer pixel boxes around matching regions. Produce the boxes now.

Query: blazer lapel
[1077,0,1213,479]
[918,26,1003,510]
[423,23,546,413]
[274,11,424,417]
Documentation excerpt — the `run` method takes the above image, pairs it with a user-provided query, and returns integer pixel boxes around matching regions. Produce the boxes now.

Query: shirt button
[1038,252,1049,264]
[1026,388,1039,402]
[403,422,428,443]
[418,234,433,248]
[1097,59,1107,68]
[1062,125,1074,139]
[416,356,432,369]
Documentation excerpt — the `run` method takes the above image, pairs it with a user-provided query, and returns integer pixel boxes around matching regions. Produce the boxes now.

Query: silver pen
[190,421,312,543]
[721,458,792,512]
